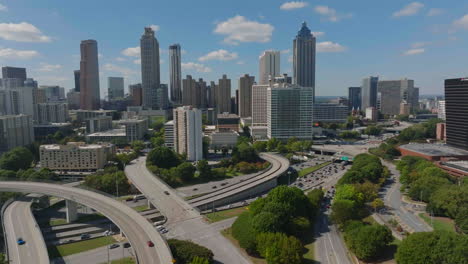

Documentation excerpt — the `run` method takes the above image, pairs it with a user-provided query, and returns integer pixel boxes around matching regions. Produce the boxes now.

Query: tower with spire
[293,21,316,101]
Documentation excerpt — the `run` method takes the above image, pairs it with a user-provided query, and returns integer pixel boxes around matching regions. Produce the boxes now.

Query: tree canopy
[147,146,181,169]
[0,147,34,171]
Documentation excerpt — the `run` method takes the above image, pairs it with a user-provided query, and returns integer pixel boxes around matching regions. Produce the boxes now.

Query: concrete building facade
[215,75,231,113]
[108,77,124,99]
[361,76,379,110]
[164,120,174,149]
[238,74,255,118]
[445,78,468,151]
[173,106,203,161]
[34,103,69,124]
[129,83,142,106]
[313,104,348,123]
[259,51,280,85]
[0,114,34,154]
[348,87,361,111]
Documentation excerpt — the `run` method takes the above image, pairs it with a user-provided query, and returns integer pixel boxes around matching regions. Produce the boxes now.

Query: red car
[147,241,154,247]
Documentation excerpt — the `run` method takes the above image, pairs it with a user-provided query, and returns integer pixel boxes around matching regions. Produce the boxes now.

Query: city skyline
[0,1,467,96]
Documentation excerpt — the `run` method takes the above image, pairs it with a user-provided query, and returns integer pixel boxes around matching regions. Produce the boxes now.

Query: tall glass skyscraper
[293,22,316,100]
[79,39,100,110]
[140,27,160,109]
[361,76,379,110]
[169,44,182,104]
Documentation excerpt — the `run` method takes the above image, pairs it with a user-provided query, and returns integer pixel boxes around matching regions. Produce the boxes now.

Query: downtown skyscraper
[169,44,182,104]
[361,76,379,110]
[293,22,316,100]
[259,51,280,85]
[140,27,160,109]
[79,39,100,110]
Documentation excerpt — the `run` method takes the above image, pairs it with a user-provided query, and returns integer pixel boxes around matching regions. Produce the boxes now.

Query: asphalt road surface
[4,195,49,264]
[0,181,173,264]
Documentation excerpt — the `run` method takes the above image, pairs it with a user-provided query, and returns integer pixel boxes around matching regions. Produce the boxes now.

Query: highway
[3,194,49,264]
[315,210,352,264]
[126,156,252,264]
[189,153,289,208]
[0,181,173,264]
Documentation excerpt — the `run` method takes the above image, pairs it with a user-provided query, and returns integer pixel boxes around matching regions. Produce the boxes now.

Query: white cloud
[280,2,308,11]
[403,48,425,56]
[149,24,160,32]
[0,22,51,42]
[0,48,39,59]
[314,6,352,22]
[133,59,141,65]
[393,2,424,17]
[103,63,137,76]
[38,63,62,72]
[198,49,238,62]
[115,57,126,62]
[411,42,429,48]
[312,31,325,37]
[214,15,274,45]
[181,62,212,73]
[427,8,443,17]
[316,41,347,52]
[453,14,468,30]
[0,4,7,11]
[122,46,140,57]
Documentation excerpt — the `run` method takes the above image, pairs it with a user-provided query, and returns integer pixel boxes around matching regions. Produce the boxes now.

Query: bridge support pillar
[148,199,156,209]
[66,200,78,223]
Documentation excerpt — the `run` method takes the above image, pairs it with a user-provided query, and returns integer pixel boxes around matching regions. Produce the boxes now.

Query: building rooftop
[34,123,71,127]
[217,113,239,119]
[399,143,468,157]
[40,142,111,150]
[87,129,126,137]
[443,160,468,172]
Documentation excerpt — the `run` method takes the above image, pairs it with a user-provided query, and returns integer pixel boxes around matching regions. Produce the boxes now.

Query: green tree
[131,140,145,154]
[266,138,280,152]
[175,162,196,182]
[150,136,165,147]
[330,199,361,227]
[344,223,393,261]
[232,212,257,253]
[0,169,16,179]
[147,146,181,169]
[17,168,59,181]
[253,141,267,152]
[0,147,34,171]
[232,142,258,163]
[256,232,302,264]
[197,160,213,180]
[370,198,384,212]
[190,256,210,264]
[455,208,468,233]
[168,239,214,264]
[363,125,382,136]
[83,168,131,196]
[407,175,450,202]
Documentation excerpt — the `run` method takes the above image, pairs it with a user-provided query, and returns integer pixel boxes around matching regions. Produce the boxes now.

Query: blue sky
[0,0,467,97]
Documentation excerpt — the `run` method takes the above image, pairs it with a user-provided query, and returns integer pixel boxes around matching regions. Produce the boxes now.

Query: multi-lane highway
[0,181,173,264]
[3,194,49,264]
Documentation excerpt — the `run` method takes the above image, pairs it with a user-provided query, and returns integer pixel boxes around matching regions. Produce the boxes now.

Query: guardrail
[1,197,15,262]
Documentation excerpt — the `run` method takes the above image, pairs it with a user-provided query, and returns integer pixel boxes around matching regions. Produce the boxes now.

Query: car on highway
[109,244,120,249]
[147,240,154,247]
[80,233,91,240]
[17,238,25,245]
[164,191,170,195]
[123,242,131,248]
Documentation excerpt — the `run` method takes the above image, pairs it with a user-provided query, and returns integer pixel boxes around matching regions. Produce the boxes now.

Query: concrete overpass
[0,181,173,264]
[189,153,290,210]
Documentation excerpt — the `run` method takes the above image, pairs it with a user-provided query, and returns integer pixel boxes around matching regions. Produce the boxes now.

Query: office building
[80,39,101,110]
[436,123,446,141]
[267,84,313,140]
[438,100,446,120]
[348,87,361,111]
[217,113,240,132]
[34,103,69,124]
[74,109,116,122]
[39,85,64,102]
[0,114,34,154]
[67,91,81,110]
[157,84,169,110]
[445,78,468,150]
[108,77,124,99]
[85,116,112,133]
[293,22,316,99]
[207,81,216,108]
[259,51,280,85]
[365,107,378,122]
[182,75,197,107]
[169,44,182,103]
[39,142,115,171]
[238,74,255,118]
[2,66,26,82]
[164,120,174,149]
[74,70,80,92]
[129,83,142,106]
[174,106,203,161]
[140,27,160,109]
[34,123,72,141]
[361,76,379,110]
[251,84,269,127]
[378,79,418,115]
[216,75,231,113]
[313,104,348,123]
[119,118,148,142]
[0,86,34,116]
[209,131,239,149]
[400,102,410,115]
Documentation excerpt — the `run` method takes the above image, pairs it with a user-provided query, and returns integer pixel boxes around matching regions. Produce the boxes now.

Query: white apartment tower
[173,106,203,161]
[259,50,280,85]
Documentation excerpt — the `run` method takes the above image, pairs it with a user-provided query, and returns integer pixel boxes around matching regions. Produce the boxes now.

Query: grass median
[419,213,455,232]
[205,206,248,222]
[48,236,117,258]
[298,161,332,177]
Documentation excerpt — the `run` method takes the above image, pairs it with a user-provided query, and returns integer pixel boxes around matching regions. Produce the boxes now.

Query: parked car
[123,242,131,248]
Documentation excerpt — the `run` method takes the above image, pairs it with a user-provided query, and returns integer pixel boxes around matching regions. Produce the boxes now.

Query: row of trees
[331,154,393,261]
[397,156,468,233]
[168,239,214,264]
[231,186,324,264]
[253,137,313,154]
[83,166,133,196]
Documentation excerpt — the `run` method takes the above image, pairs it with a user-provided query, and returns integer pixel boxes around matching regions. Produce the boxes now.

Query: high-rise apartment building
[80,39,101,110]
[34,103,69,124]
[208,81,217,108]
[251,84,269,127]
[67,91,80,110]
[108,77,124,99]
[437,100,446,120]
[157,84,169,110]
[182,75,196,106]
[348,87,361,111]
[0,114,34,154]
[2,66,27,82]
[361,76,379,110]
[444,78,468,150]
[173,106,203,161]
[0,86,34,116]
[377,79,418,115]
[140,27,160,109]
[129,84,142,106]
[39,85,64,102]
[216,75,231,113]
[238,74,255,118]
[259,51,280,85]
[267,84,314,140]
[293,22,316,99]
[74,70,80,92]
[169,44,182,103]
